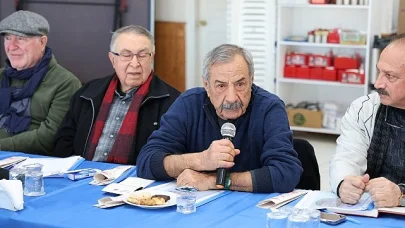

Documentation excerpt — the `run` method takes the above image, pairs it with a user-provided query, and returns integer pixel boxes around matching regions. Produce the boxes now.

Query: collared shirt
[92,87,138,162]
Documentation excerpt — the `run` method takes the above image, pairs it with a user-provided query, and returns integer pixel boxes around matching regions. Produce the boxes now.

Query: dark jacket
[136,85,303,193]
[0,57,81,155]
[53,73,180,165]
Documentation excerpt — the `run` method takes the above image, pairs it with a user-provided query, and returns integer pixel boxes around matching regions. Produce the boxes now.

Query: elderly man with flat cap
[0,11,81,155]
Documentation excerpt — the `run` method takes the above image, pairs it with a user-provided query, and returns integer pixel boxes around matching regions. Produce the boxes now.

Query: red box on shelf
[327,29,340,44]
[337,70,345,82]
[310,0,329,4]
[285,52,308,66]
[341,70,365,84]
[310,68,323,80]
[334,56,360,69]
[284,65,296,78]
[322,67,337,81]
[296,66,310,79]
[308,54,332,68]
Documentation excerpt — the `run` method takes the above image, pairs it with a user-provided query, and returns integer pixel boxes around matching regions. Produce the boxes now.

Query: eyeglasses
[384,106,405,130]
[111,51,153,62]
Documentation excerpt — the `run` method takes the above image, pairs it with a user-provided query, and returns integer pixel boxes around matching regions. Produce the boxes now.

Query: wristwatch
[398,184,405,207]
[224,173,232,190]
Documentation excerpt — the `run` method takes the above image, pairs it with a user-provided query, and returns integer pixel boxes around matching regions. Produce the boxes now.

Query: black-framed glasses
[111,51,153,62]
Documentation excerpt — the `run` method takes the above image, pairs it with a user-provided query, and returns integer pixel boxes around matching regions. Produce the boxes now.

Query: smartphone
[320,212,346,225]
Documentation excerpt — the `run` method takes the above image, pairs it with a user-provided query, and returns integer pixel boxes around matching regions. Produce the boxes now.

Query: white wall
[155,0,187,22]
[392,0,400,32]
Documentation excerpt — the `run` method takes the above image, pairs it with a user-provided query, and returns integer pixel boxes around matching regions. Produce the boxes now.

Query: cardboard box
[287,108,323,128]
[399,0,405,34]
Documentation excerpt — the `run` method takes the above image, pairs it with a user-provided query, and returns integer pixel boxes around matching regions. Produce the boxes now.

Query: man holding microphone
[136,44,302,193]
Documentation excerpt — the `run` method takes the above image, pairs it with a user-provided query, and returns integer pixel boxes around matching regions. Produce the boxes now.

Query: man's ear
[202,76,210,97]
[108,52,116,67]
[40,36,48,48]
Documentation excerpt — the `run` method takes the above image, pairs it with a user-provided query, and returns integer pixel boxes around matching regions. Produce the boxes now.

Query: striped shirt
[92,87,138,162]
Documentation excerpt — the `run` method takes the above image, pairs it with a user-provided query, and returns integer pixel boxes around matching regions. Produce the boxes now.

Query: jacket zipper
[79,93,170,156]
[140,94,169,106]
[80,95,95,157]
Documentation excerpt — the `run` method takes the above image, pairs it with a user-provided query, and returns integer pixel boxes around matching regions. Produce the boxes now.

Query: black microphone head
[221,122,236,138]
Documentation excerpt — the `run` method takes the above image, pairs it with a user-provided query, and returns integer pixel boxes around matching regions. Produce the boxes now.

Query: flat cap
[0,10,49,37]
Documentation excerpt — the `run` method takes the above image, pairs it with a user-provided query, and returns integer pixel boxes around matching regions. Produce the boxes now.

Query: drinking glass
[9,167,26,186]
[175,186,197,214]
[266,210,289,228]
[287,209,310,228]
[23,163,45,196]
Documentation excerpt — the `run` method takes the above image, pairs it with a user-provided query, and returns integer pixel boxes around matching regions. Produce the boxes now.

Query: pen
[346,216,361,225]
[134,187,143,191]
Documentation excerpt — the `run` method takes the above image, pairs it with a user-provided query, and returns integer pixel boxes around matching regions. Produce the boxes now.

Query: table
[0,151,404,228]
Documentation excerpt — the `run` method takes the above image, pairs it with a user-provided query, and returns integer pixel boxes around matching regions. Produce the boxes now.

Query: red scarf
[85,73,153,164]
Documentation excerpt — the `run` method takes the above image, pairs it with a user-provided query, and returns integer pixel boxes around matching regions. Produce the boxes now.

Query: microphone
[216,122,236,188]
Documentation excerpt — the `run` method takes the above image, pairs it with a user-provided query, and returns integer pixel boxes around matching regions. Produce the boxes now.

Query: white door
[196,0,228,87]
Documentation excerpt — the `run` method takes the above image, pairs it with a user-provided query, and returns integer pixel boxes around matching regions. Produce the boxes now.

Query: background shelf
[278,78,365,88]
[291,126,341,135]
[279,41,367,49]
[279,4,369,10]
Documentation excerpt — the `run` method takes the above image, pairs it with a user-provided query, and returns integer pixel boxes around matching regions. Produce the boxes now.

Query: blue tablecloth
[0,151,404,228]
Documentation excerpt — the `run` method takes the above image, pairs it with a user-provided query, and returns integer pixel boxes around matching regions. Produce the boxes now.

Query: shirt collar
[114,87,138,100]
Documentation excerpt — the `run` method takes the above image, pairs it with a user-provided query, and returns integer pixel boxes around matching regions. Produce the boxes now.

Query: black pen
[134,187,143,191]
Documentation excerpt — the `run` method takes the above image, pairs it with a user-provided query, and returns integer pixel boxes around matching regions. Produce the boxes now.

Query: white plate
[123,190,178,209]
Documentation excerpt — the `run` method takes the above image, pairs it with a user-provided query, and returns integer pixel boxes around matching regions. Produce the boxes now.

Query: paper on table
[16,156,84,177]
[295,191,372,211]
[295,190,379,217]
[0,156,28,168]
[89,165,132,186]
[0,179,24,211]
[102,177,155,195]
[379,207,405,215]
[146,181,228,207]
[94,195,125,209]
[256,190,309,210]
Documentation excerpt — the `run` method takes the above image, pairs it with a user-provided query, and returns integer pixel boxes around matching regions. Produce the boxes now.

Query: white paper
[0,179,24,211]
[0,156,28,168]
[295,191,372,211]
[378,207,405,215]
[16,156,83,177]
[89,165,132,186]
[256,190,308,209]
[102,177,155,195]
[146,181,226,206]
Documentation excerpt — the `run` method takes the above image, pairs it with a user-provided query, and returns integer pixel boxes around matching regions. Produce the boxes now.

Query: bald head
[374,34,405,109]
[388,34,405,49]
[383,35,405,69]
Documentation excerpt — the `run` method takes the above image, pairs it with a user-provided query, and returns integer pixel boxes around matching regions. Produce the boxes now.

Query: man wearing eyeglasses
[0,11,81,155]
[330,35,405,208]
[54,25,180,164]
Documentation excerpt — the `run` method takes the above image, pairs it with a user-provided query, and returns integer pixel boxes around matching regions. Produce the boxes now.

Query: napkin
[94,195,125,208]
[89,165,132,186]
[0,179,24,211]
[256,189,308,210]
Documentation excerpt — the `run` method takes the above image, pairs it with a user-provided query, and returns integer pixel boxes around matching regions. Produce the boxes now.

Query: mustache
[219,102,243,110]
[376,88,389,96]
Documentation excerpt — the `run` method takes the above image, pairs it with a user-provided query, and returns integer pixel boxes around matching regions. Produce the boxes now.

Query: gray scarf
[367,105,405,183]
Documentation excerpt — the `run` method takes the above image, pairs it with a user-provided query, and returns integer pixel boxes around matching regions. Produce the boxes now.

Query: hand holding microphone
[216,123,236,189]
